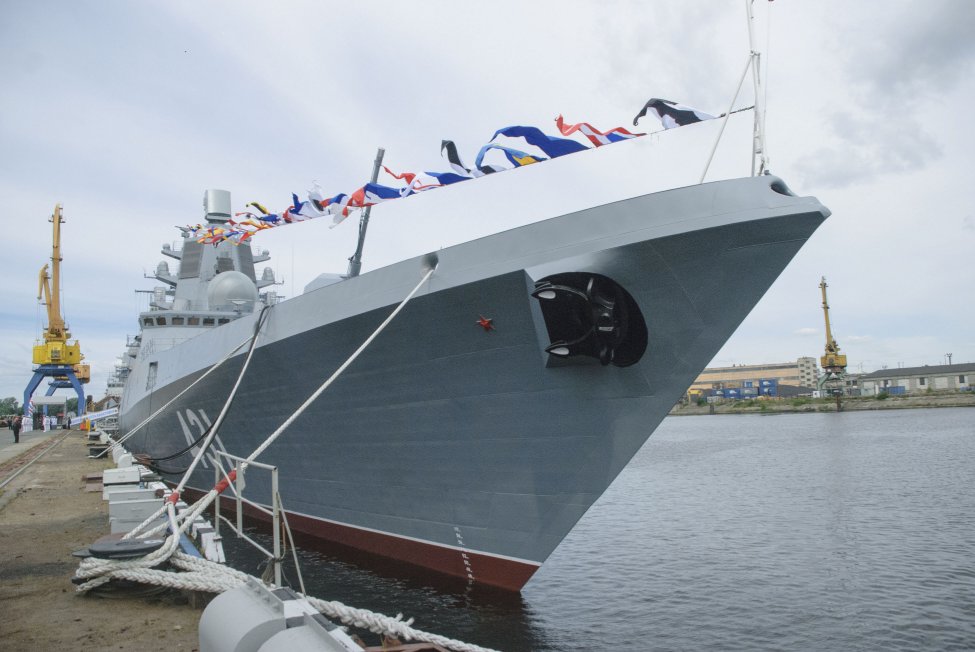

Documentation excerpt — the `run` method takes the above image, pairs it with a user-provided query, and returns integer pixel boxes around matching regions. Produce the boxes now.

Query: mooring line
[244,266,435,467]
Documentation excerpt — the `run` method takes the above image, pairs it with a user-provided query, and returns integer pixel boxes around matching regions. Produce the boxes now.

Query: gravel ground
[0,432,202,651]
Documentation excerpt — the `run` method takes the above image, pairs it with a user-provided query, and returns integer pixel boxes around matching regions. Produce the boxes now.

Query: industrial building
[689,357,818,390]
[686,357,818,401]
[858,363,975,396]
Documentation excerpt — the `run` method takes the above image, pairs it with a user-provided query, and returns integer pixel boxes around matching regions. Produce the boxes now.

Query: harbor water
[223,407,975,651]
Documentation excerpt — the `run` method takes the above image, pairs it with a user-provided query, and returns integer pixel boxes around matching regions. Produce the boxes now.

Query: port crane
[23,204,89,419]
[817,276,847,398]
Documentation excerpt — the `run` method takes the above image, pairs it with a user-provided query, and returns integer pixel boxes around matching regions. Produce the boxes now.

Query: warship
[115,141,829,590]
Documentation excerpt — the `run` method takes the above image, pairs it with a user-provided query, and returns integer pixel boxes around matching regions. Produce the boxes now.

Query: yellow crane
[24,204,89,418]
[817,276,847,397]
[818,276,847,373]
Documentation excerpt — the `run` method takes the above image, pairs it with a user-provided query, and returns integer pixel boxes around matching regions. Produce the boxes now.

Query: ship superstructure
[141,191,278,340]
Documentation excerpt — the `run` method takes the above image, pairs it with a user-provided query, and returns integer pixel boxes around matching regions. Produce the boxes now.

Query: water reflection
[221,530,549,651]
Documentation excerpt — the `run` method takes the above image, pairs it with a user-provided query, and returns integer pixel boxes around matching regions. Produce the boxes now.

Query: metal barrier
[212,451,283,587]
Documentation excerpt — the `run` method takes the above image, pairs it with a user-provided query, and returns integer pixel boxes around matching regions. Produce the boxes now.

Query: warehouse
[858,363,975,396]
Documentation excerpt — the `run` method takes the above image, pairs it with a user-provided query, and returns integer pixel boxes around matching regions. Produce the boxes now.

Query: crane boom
[43,205,68,340]
[31,204,87,377]
[818,276,847,373]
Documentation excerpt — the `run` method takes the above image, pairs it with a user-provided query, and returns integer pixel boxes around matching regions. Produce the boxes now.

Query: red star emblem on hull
[476,315,494,331]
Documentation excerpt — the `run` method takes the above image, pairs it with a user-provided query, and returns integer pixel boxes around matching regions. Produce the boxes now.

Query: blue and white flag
[488,125,589,159]
[474,143,547,172]
[422,170,473,186]
[193,114,633,245]
[442,140,505,176]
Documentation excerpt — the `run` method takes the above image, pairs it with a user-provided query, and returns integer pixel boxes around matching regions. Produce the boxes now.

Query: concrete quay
[0,429,201,651]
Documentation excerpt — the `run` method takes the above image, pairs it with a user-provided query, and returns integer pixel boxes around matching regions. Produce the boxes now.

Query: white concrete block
[103,466,141,486]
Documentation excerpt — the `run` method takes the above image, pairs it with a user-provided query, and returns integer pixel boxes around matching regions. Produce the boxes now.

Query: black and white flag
[633,98,719,129]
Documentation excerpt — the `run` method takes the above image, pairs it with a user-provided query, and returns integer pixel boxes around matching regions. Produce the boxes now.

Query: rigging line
[700,54,753,184]
[638,105,753,138]
[245,265,435,468]
[728,105,756,116]
[173,304,272,494]
[146,305,272,464]
[276,491,306,596]
[143,439,202,463]
[137,458,189,476]
[94,333,254,459]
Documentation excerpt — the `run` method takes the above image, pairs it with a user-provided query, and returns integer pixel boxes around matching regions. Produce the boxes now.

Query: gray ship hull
[119,175,829,590]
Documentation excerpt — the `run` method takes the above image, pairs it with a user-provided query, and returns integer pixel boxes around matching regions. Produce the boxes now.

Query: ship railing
[212,450,298,590]
[99,415,120,435]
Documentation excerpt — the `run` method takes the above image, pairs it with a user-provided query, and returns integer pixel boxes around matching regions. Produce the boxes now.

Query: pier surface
[0,429,201,651]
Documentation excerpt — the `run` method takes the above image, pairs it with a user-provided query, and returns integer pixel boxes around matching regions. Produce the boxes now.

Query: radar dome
[206,271,258,312]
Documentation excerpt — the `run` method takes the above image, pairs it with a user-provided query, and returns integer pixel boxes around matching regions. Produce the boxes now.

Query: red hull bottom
[186,487,540,592]
[284,510,540,592]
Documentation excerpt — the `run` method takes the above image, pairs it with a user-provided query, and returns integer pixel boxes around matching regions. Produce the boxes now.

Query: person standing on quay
[11,415,22,443]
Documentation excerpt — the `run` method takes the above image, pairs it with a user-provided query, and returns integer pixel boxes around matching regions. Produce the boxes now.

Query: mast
[346,148,386,278]
[745,0,769,175]
[700,0,770,182]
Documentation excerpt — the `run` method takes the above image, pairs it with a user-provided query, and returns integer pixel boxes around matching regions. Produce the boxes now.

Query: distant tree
[66,397,79,414]
[0,397,20,415]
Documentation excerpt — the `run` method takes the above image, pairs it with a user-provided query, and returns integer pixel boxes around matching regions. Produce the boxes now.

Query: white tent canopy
[31,396,68,407]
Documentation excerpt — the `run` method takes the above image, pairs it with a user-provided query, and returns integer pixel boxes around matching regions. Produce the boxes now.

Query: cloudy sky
[1,0,973,402]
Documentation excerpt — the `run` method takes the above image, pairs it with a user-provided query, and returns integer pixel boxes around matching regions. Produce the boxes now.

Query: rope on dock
[79,548,500,652]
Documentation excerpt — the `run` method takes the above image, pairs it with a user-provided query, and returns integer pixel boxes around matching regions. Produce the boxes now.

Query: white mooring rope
[76,266,500,652]
[244,266,435,467]
[117,307,271,542]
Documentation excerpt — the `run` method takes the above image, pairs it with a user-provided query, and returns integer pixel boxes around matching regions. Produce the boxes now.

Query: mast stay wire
[700,54,753,184]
